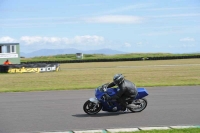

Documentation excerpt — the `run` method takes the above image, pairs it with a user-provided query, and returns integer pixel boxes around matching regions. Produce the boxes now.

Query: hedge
[21,55,200,64]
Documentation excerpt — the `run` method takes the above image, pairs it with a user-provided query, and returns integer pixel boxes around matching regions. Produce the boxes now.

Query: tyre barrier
[0,63,60,73]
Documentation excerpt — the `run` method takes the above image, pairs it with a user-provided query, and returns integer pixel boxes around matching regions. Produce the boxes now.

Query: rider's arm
[107,82,116,88]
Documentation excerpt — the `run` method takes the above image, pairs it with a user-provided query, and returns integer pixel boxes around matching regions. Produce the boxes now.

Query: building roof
[0,43,19,46]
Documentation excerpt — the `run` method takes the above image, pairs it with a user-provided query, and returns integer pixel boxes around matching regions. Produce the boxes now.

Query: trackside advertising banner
[0,63,60,73]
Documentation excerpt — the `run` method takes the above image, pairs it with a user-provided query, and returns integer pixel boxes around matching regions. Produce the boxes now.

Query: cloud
[124,43,131,47]
[20,36,63,45]
[72,35,104,45]
[84,15,144,24]
[20,35,104,46]
[180,37,195,42]
[0,36,16,43]
[1,15,144,29]
[149,13,200,18]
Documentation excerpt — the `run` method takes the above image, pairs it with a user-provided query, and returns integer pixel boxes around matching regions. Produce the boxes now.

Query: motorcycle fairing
[89,97,99,104]
[95,88,124,112]
[135,88,148,99]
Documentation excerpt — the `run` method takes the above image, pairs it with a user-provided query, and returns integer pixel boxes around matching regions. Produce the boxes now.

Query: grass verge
[116,128,200,133]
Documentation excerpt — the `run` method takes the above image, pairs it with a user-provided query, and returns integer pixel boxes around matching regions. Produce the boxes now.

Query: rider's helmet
[113,74,125,85]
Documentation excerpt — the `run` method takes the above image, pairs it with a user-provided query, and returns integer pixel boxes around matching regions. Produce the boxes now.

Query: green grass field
[117,128,200,133]
[0,59,200,92]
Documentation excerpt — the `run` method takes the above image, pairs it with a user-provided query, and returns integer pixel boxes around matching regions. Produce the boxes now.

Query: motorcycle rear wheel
[129,98,147,112]
[83,100,102,115]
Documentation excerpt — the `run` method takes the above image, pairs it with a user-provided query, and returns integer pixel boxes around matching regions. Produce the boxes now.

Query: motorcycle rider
[105,74,139,110]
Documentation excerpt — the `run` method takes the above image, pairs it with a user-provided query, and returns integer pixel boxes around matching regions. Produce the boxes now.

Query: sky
[0,0,200,53]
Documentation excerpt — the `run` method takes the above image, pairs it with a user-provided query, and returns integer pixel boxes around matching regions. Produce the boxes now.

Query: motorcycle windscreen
[135,88,148,99]
[106,88,118,96]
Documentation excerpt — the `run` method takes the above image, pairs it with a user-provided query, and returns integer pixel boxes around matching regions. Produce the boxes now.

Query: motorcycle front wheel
[83,100,102,115]
[129,98,148,112]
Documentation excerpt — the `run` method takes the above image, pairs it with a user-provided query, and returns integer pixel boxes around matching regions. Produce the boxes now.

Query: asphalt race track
[0,86,200,133]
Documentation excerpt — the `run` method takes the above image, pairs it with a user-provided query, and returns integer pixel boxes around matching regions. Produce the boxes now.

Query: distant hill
[20,48,127,58]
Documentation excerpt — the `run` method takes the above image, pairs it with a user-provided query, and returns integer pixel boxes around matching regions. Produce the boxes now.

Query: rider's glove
[102,84,107,88]
[102,84,108,92]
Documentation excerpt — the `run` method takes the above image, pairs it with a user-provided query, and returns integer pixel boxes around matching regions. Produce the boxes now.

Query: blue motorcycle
[83,83,149,115]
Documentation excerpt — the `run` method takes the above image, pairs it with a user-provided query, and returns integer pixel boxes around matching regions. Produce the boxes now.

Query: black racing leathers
[107,79,138,99]
[107,79,138,108]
